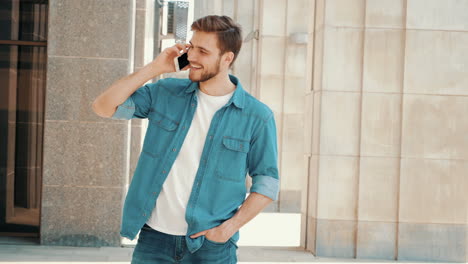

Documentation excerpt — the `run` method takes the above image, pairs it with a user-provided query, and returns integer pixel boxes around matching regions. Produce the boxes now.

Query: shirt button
[162,170,166,174]
[209,135,213,139]
[191,103,195,107]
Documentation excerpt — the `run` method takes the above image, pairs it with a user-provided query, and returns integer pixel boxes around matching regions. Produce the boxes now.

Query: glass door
[0,0,48,237]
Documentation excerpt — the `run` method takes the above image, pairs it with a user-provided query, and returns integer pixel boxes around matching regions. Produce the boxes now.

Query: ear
[224,51,234,65]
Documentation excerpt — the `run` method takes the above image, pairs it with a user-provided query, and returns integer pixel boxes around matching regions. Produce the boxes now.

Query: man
[92,15,279,264]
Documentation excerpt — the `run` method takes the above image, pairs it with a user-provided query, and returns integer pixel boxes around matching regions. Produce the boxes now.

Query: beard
[188,56,221,82]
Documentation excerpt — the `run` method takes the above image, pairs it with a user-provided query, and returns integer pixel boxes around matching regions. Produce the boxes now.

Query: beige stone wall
[53,0,466,259]
[195,0,468,262]
[259,0,311,215]
[307,0,468,262]
[195,0,312,216]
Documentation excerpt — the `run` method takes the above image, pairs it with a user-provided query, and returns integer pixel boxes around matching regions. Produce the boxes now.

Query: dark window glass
[0,0,48,236]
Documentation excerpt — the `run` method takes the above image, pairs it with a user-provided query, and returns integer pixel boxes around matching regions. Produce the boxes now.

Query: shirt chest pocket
[143,110,179,158]
[215,136,250,182]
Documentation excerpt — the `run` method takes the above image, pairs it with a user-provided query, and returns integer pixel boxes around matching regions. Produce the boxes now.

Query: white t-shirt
[146,87,235,235]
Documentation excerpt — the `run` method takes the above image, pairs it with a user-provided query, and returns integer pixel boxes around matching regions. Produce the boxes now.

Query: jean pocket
[228,238,238,249]
[204,236,228,246]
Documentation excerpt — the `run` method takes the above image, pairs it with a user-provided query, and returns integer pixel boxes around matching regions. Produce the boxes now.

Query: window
[0,0,48,236]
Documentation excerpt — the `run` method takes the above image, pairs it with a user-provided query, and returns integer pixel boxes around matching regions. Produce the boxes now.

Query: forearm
[92,61,163,118]
[221,192,273,235]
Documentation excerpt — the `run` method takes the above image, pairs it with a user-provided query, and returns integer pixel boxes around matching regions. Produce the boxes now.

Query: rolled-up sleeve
[111,83,155,120]
[247,112,280,201]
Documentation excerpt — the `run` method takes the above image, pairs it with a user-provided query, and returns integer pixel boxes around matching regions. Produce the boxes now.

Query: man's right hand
[92,43,191,118]
[153,43,191,74]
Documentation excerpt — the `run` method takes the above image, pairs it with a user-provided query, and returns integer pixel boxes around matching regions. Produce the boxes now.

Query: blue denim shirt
[111,74,279,253]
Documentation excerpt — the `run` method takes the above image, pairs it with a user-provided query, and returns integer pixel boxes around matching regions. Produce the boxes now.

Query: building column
[306,0,468,262]
[41,0,135,246]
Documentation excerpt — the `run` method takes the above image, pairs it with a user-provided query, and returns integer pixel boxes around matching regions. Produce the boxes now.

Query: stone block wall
[40,1,468,261]
[41,0,138,247]
[307,0,468,262]
[196,0,468,262]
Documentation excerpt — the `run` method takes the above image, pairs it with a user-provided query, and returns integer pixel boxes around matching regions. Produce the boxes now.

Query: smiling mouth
[190,64,203,71]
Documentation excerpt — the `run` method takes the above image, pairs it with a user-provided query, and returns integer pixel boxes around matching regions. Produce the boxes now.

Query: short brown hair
[191,15,242,66]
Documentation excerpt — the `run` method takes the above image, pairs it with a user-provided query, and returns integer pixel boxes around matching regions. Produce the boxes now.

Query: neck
[199,72,236,96]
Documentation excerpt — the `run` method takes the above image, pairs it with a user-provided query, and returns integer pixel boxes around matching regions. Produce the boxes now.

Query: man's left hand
[189,222,235,243]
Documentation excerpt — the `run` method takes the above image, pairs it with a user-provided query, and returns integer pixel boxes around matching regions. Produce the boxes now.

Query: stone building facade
[1,0,466,262]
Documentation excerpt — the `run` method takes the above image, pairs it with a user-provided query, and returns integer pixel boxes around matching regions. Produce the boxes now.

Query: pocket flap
[222,137,250,153]
[156,118,178,131]
[150,111,179,131]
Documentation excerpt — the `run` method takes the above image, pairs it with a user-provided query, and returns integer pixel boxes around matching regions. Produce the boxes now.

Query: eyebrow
[189,41,210,53]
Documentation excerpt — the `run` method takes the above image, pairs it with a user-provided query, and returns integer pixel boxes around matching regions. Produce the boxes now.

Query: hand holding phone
[150,43,190,74]
[174,49,190,72]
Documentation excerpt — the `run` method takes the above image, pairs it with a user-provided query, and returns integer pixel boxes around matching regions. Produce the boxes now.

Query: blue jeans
[131,224,238,264]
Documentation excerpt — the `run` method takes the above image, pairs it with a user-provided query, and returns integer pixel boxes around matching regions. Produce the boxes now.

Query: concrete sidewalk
[0,243,446,264]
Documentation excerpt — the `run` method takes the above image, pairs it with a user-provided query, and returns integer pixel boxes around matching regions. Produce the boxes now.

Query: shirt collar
[184,74,245,109]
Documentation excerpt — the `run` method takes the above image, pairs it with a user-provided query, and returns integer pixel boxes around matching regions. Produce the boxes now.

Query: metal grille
[167,2,174,34]
[173,1,189,41]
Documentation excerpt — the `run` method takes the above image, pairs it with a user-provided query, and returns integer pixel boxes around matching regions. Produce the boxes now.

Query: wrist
[222,217,241,235]
[146,60,166,75]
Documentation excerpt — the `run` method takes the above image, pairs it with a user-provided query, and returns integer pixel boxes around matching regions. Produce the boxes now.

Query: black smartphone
[175,52,190,71]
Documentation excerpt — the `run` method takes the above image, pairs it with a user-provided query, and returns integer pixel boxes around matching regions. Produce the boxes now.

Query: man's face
[187,31,226,82]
